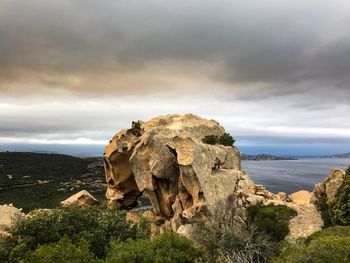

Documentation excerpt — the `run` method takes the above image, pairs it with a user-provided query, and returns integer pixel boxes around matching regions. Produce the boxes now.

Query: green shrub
[24,235,98,263]
[329,165,350,226]
[271,226,350,263]
[202,133,235,147]
[0,205,146,262]
[106,231,207,263]
[202,135,218,145]
[193,199,276,263]
[247,203,297,241]
[306,225,350,243]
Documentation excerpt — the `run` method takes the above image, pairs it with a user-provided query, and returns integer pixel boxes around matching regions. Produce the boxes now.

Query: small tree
[247,203,297,242]
[202,133,235,147]
[329,165,350,226]
[202,135,218,145]
[218,133,235,147]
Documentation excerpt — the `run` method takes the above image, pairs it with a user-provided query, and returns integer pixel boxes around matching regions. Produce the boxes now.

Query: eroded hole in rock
[104,150,142,209]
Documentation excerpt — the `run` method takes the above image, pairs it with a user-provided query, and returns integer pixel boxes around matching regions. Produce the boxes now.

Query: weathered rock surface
[285,203,323,241]
[289,190,311,204]
[311,169,345,204]
[60,190,100,207]
[0,204,24,236]
[103,114,330,240]
[104,114,257,231]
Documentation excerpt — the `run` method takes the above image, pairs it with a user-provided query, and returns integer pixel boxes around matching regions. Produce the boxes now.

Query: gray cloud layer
[1,1,350,95]
[0,0,350,154]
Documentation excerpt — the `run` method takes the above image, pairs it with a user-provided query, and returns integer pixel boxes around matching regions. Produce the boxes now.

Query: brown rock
[285,203,323,242]
[277,192,289,201]
[289,190,311,204]
[0,204,24,236]
[104,114,256,232]
[60,190,100,207]
[311,169,345,204]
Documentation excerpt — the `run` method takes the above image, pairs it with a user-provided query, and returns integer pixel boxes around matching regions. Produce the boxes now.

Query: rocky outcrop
[0,204,24,236]
[104,114,257,232]
[60,190,100,207]
[103,114,330,239]
[311,169,345,204]
[285,203,323,241]
[289,190,311,204]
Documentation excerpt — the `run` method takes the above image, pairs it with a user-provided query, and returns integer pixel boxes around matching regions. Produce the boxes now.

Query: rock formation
[103,114,333,239]
[288,190,312,204]
[60,190,100,207]
[104,114,261,232]
[0,204,24,236]
[311,168,345,204]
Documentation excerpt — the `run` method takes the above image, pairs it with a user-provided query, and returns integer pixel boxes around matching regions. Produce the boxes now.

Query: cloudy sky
[0,0,350,156]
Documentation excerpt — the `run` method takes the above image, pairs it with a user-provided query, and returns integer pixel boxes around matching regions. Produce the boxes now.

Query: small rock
[289,190,311,204]
[60,190,100,208]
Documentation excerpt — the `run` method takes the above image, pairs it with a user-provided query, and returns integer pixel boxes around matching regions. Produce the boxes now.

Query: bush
[306,225,350,243]
[193,199,276,263]
[0,205,147,262]
[202,133,235,147]
[329,165,350,226]
[106,231,206,263]
[271,226,350,263]
[24,235,98,263]
[247,203,297,242]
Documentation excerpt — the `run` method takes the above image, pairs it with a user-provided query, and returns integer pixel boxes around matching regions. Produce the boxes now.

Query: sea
[241,158,349,194]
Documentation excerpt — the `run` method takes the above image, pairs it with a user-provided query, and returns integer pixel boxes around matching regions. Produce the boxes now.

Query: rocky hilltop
[103,114,336,239]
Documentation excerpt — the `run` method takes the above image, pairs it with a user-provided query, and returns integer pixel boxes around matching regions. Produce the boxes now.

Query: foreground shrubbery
[0,205,148,262]
[194,200,288,263]
[272,226,350,263]
[24,235,98,263]
[106,231,206,263]
[0,205,205,263]
[247,202,297,242]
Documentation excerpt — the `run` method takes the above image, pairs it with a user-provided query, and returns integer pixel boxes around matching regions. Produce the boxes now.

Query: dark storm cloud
[0,0,350,96]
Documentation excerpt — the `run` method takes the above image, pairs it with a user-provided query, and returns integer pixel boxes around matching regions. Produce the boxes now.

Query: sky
[0,0,350,156]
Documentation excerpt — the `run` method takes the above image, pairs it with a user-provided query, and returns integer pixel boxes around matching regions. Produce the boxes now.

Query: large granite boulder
[0,204,24,236]
[103,113,328,240]
[311,169,345,204]
[104,114,257,231]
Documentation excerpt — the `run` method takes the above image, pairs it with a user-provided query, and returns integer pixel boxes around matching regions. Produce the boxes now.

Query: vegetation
[271,226,350,263]
[329,165,350,226]
[202,133,235,147]
[247,202,297,242]
[314,165,350,227]
[193,199,277,263]
[0,205,147,262]
[0,152,106,212]
[0,205,206,263]
[24,236,98,263]
[106,231,206,263]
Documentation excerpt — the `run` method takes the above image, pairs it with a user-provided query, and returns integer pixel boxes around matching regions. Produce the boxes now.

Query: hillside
[0,152,105,212]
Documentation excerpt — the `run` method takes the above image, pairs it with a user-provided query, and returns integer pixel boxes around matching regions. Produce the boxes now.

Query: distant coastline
[324,152,350,159]
[240,154,298,161]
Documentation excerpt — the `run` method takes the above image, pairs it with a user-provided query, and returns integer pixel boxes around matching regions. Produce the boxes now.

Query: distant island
[241,153,298,161]
[324,152,350,158]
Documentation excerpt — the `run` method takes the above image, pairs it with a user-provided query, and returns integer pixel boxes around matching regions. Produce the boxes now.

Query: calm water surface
[241,158,349,194]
